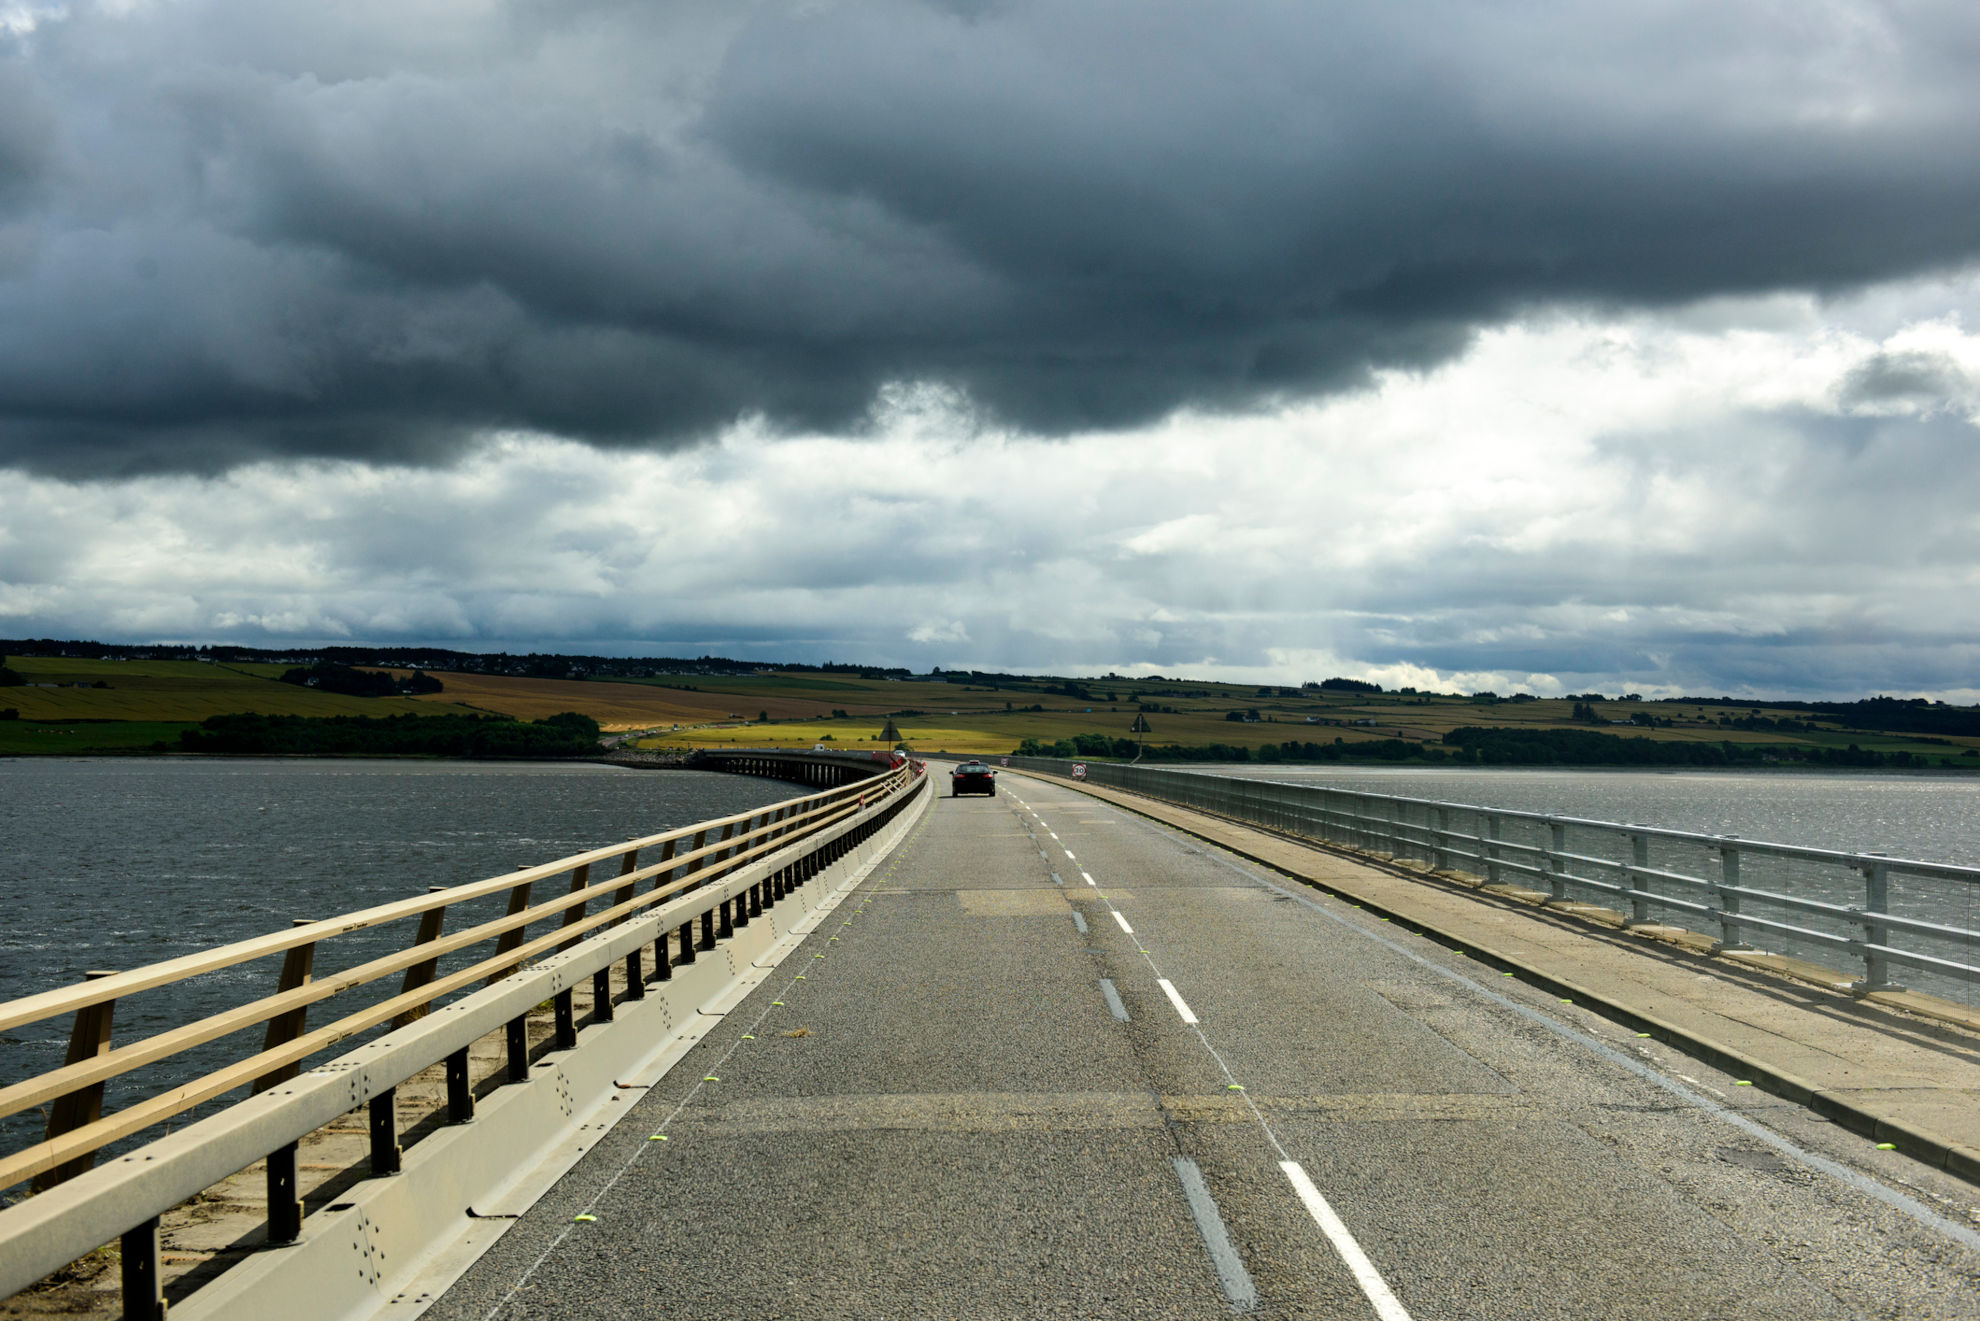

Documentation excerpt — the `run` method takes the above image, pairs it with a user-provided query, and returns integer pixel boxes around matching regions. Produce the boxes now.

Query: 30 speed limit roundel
[1071,763,1087,779]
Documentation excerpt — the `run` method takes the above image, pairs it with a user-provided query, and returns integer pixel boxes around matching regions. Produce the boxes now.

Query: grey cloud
[7,1,1980,474]
[1839,350,1974,412]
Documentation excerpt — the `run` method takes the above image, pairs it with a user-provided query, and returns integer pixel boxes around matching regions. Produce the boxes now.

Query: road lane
[430,776,1980,1320]
[1009,775,1980,1319]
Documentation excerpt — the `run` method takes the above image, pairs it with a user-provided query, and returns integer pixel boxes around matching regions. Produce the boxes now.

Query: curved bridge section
[689,747,909,788]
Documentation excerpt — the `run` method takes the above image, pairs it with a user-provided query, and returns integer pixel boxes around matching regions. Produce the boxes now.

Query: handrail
[0,794,831,1032]
[0,755,929,1316]
[1,763,909,1193]
[1004,756,1980,1005]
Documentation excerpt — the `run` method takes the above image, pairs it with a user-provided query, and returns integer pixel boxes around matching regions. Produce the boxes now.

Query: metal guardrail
[1005,757,1980,1006]
[0,760,921,1316]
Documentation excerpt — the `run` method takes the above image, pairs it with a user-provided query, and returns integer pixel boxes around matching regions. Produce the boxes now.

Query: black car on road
[950,761,997,797]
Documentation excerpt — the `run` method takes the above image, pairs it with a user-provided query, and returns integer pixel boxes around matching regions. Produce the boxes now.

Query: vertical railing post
[651,838,678,980]
[255,922,319,1092]
[257,921,317,1244]
[732,819,755,928]
[368,1086,402,1175]
[1485,814,1502,886]
[1626,831,1651,925]
[393,889,449,1027]
[33,970,117,1193]
[1715,841,1749,950]
[557,863,591,953]
[1546,821,1568,903]
[1433,806,1450,873]
[446,1047,475,1123]
[612,850,639,922]
[487,867,535,986]
[1860,856,1900,991]
[121,1217,165,1321]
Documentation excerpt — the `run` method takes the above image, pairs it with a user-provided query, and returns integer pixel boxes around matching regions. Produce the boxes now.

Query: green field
[4,654,1974,766]
[1,657,484,723]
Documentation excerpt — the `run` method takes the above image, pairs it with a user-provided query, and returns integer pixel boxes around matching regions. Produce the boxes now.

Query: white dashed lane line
[1112,911,1135,935]
[1082,871,1097,886]
[1157,978,1199,1025]
[1174,1156,1261,1312]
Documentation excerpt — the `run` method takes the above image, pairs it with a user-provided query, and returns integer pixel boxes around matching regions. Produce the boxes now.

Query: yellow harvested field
[394,672,849,730]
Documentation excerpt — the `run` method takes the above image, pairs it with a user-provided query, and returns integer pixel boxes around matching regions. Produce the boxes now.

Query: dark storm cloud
[5,0,1980,474]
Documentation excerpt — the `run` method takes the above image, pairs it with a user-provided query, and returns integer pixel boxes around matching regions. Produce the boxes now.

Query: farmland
[2,652,1975,767]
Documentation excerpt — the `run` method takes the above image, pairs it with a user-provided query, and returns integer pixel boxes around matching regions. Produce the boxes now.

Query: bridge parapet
[1004,756,1980,1013]
[0,760,929,1318]
[688,746,911,788]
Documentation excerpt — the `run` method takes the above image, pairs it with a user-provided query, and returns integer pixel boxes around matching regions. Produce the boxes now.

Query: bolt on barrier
[0,758,923,1318]
[1004,757,1980,1007]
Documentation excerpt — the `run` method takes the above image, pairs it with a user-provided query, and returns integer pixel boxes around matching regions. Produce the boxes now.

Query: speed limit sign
[1071,763,1087,779]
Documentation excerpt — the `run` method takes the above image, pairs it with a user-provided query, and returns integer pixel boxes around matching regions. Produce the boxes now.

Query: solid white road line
[1157,978,1198,1024]
[1112,911,1134,934]
[1279,1161,1412,1321]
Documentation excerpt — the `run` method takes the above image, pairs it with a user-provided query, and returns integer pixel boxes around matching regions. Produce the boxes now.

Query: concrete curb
[1015,769,1980,1188]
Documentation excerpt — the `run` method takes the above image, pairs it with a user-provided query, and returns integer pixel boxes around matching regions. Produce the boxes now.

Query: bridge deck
[428,774,1980,1320]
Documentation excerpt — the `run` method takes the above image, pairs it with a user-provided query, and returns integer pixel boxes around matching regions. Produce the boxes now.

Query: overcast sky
[2,1,1978,699]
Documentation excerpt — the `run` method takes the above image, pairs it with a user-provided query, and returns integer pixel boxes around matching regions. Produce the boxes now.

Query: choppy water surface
[1,758,795,1157]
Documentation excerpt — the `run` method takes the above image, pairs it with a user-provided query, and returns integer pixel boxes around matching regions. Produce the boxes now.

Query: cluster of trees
[0,657,23,687]
[1718,713,1817,732]
[278,662,444,698]
[1312,677,1382,693]
[1442,727,1749,765]
[174,712,602,758]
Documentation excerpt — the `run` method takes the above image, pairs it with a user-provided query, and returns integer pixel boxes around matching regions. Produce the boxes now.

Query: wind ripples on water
[0,758,796,1164]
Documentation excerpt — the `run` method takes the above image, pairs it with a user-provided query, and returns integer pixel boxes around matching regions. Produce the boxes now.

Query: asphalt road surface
[429,775,1980,1320]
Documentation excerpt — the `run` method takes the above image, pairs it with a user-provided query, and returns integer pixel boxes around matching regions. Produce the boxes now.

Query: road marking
[1112,911,1135,935]
[1146,831,1980,1254]
[1173,1157,1260,1312]
[1157,978,1198,1024]
[1280,1161,1412,1321]
[1072,911,1089,934]
[1064,849,1076,860]
[1051,871,1064,885]
[1081,871,1097,886]
[1048,831,1059,840]
[1098,977,1128,1020]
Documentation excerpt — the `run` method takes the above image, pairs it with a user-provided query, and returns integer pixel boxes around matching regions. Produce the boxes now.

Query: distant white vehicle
[814,744,829,751]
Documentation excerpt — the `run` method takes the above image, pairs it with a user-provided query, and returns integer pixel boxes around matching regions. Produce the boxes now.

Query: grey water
[1,757,796,1161]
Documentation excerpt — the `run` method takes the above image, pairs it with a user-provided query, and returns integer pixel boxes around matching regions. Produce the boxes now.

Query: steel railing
[0,761,921,1313]
[1005,758,1980,1005]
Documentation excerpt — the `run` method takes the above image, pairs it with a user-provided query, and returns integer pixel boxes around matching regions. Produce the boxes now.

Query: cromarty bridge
[5,751,1980,1320]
